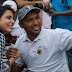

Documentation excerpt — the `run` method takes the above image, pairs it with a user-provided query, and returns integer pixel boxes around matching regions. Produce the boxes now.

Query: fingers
[7,48,18,52]
[7,54,17,58]
[49,10,57,16]
[6,48,20,60]
[49,9,55,12]
[17,50,20,58]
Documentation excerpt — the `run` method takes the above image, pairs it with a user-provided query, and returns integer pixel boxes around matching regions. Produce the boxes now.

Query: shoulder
[43,28,68,38]
[18,33,26,40]
[15,33,26,45]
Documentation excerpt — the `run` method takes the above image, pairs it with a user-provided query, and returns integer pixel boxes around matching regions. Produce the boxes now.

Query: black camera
[34,3,52,13]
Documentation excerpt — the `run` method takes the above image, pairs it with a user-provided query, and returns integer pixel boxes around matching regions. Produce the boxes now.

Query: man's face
[21,12,42,36]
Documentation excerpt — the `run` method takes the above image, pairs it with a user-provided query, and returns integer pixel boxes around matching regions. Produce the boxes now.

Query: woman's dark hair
[0,5,15,33]
[0,5,15,18]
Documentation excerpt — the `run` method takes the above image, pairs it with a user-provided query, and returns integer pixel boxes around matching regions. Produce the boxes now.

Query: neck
[27,34,37,42]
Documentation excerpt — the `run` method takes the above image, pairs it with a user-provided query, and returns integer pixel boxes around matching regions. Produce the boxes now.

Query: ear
[19,22,24,28]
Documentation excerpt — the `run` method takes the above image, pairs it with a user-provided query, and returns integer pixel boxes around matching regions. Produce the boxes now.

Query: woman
[0,5,20,72]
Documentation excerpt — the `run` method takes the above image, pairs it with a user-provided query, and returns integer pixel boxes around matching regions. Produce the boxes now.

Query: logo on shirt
[25,6,30,9]
[37,49,42,55]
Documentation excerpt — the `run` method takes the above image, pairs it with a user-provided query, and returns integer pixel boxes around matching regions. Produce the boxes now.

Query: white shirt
[14,27,72,72]
[11,17,25,36]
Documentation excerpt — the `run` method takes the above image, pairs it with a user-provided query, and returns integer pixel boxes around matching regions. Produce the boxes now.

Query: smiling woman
[0,6,15,35]
[0,5,20,72]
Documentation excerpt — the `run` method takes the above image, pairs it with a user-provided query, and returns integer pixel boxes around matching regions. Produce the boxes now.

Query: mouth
[8,24,13,29]
[33,26,40,31]
[33,24,41,31]
[33,26,41,32]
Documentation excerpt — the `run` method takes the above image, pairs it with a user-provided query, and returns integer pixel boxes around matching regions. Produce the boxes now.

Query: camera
[34,3,52,13]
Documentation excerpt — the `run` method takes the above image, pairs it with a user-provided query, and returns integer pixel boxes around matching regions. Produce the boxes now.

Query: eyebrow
[6,15,13,18]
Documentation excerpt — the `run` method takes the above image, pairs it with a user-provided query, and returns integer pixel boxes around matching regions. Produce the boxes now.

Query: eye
[6,16,11,19]
[27,18,33,22]
[35,15,40,20]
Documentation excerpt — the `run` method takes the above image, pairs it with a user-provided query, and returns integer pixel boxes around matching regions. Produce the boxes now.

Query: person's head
[2,0,18,21]
[0,5,15,34]
[18,5,41,36]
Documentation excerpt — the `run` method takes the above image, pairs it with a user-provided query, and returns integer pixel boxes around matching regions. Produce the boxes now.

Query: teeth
[34,27,39,30]
[8,25,13,27]
[8,25,12,26]
[9,26,12,27]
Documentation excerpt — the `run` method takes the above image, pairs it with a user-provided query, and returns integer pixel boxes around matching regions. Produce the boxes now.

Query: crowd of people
[0,0,72,72]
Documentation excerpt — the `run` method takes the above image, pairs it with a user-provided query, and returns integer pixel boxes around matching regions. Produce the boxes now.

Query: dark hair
[0,5,15,33]
[0,5,15,18]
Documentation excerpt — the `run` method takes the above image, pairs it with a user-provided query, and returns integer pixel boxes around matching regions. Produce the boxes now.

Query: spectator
[49,0,72,72]
[2,0,25,50]
[11,5,72,72]
[0,5,20,72]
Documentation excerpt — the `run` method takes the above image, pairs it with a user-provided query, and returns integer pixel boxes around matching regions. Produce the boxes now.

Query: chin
[34,30,40,35]
[6,30,12,34]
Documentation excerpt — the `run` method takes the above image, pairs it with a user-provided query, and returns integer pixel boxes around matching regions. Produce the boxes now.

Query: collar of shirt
[22,26,46,42]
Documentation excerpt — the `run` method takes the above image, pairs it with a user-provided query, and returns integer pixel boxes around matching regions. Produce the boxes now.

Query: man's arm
[15,0,49,8]
[10,62,20,72]
[10,62,27,72]
[49,6,72,16]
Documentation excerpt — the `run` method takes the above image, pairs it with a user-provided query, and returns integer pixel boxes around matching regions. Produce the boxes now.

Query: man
[12,5,72,72]
[49,0,72,29]
[49,0,72,71]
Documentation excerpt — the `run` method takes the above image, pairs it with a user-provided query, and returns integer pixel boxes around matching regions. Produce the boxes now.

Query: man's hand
[49,9,58,16]
[6,48,20,60]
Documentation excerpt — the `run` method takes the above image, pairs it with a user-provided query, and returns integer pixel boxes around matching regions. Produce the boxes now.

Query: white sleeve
[56,28,72,52]
[15,56,24,67]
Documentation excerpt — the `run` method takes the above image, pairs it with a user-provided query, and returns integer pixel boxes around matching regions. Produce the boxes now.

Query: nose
[33,19,38,25]
[11,18,15,25]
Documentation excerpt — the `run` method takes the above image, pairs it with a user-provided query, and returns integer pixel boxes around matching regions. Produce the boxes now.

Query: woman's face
[0,10,14,34]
